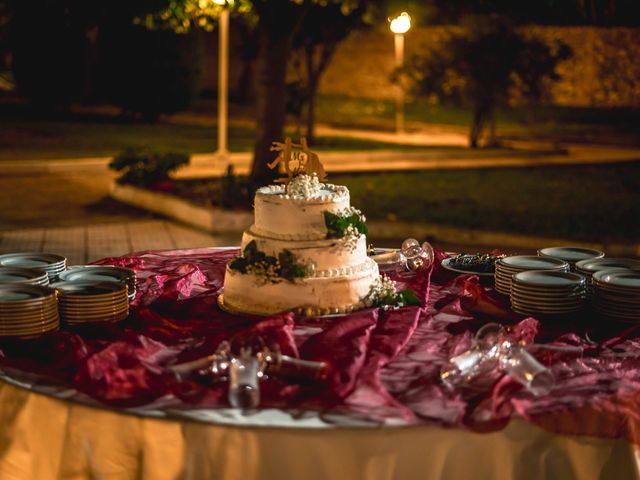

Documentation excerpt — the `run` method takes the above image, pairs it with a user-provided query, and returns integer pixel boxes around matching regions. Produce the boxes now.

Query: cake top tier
[256,179,349,205]
[253,177,352,240]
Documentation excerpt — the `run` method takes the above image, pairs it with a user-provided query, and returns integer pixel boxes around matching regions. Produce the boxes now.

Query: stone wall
[201,25,640,108]
[318,25,640,107]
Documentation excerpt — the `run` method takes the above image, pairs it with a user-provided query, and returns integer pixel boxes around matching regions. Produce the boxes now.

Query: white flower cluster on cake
[364,275,398,307]
[336,206,366,251]
[337,206,366,223]
[286,173,323,198]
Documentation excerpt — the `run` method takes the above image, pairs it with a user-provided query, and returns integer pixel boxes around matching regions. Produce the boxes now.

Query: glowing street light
[389,12,411,134]
[215,0,231,158]
[390,12,411,35]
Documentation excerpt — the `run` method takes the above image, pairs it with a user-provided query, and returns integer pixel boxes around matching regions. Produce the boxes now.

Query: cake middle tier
[241,229,368,276]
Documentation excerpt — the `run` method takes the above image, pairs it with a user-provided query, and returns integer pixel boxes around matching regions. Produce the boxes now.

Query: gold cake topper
[268,137,327,183]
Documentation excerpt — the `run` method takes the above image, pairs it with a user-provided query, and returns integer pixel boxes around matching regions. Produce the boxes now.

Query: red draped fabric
[1,247,640,443]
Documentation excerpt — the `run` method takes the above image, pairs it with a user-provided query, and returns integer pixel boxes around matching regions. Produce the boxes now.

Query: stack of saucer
[592,270,640,322]
[0,284,60,338]
[52,281,129,326]
[576,257,640,281]
[510,270,588,316]
[0,253,67,282]
[495,255,570,295]
[59,266,136,301]
[538,246,605,271]
[0,267,50,286]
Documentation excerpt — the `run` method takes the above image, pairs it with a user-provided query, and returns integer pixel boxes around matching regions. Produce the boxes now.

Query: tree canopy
[401,18,572,147]
[287,1,382,142]
[140,0,380,186]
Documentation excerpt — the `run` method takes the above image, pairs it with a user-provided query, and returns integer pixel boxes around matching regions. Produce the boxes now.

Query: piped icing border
[225,257,377,281]
[313,258,375,278]
[256,183,349,204]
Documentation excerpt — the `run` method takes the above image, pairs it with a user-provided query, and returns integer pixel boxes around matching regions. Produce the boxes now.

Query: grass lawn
[0,116,431,161]
[174,161,640,244]
[1,96,638,160]
[314,95,640,146]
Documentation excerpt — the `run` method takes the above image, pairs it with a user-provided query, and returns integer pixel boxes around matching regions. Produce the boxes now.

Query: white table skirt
[1,380,639,480]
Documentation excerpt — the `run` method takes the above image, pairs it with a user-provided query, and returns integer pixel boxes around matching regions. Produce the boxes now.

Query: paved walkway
[183,143,640,178]
[0,220,236,265]
[2,125,639,177]
[0,172,236,264]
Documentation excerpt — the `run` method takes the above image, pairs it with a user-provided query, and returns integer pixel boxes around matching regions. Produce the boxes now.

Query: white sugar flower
[337,206,363,218]
[364,275,398,307]
[287,174,323,198]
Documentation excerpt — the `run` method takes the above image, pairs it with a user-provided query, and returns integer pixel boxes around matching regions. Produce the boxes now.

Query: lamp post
[214,0,230,158]
[389,12,411,134]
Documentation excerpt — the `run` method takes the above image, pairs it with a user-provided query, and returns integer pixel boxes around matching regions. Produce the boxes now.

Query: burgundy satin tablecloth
[1,247,639,441]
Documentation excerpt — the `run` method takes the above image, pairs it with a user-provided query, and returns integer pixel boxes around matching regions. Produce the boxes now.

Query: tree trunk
[237,58,255,104]
[250,3,303,187]
[305,85,317,144]
[304,46,318,144]
[469,109,482,148]
[303,42,336,146]
[236,23,258,104]
[487,109,498,147]
[469,104,490,148]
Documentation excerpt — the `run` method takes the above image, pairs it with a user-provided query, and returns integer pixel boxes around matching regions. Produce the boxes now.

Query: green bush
[218,166,252,209]
[170,166,253,209]
[109,148,189,188]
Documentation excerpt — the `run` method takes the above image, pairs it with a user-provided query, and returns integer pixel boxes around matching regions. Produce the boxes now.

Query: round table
[1,379,639,480]
[1,247,639,480]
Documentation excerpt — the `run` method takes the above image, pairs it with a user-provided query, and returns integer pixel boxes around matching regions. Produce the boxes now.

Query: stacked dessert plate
[510,270,588,316]
[576,258,640,278]
[59,266,137,301]
[52,281,129,326]
[0,267,50,286]
[592,270,640,322]
[0,253,66,282]
[0,284,60,338]
[575,258,640,295]
[495,255,570,295]
[538,246,605,271]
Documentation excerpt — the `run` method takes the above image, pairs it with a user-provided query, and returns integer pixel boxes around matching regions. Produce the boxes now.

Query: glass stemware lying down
[371,238,435,272]
[167,335,328,409]
[440,323,555,396]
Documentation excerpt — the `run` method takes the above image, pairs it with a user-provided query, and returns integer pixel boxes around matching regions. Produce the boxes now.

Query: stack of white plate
[0,284,60,338]
[0,253,67,282]
[59,266,136,301]
[510,270,588,316]
[51,281,129,326]
[592,270,640,322]
[576,257,640,278]
[495,255,570,295]
[575,258,640,295]
[538,246,605,271]
[0,267,50,286]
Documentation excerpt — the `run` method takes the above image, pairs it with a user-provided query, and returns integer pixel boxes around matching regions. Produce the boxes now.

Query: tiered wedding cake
[221,139,380,316]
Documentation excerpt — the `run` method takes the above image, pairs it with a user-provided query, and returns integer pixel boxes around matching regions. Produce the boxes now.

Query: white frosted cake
[221,174,380,316]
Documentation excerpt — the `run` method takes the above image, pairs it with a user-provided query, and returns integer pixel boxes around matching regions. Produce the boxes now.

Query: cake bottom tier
[222,258,379,316]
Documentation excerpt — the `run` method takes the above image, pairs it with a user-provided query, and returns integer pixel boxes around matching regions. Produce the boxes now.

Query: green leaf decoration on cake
[324,209,368,239]
[230,240,309,282]
[278,249,307,281]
